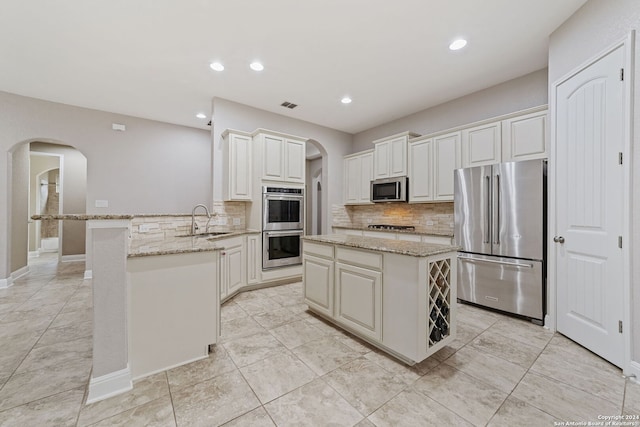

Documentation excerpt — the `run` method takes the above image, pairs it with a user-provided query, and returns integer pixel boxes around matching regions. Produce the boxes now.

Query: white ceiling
[0,0,587,134]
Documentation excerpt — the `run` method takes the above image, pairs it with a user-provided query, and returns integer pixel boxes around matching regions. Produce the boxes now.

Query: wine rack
[428,258,451,347]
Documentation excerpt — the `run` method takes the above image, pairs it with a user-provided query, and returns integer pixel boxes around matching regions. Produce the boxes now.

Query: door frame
[548,32,634,375]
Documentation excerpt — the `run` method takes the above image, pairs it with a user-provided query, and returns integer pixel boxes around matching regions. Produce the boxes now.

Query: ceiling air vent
[280,101,298,109]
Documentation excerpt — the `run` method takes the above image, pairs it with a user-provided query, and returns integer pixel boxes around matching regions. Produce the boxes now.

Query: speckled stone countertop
[128,230,260,258]
[31,214,134,220]
[331,225,453,238]
[303,234,460,257]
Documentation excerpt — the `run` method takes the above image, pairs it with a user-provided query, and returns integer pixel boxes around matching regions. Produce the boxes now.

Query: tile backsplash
[332,203,454,234]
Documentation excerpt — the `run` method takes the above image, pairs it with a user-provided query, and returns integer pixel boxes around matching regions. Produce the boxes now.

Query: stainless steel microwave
[370,177,408,203]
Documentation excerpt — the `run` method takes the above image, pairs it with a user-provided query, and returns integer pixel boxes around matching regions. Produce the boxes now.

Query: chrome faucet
[191,204,211,235]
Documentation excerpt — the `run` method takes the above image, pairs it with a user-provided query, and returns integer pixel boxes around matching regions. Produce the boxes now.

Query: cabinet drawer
[304,241,334,259]
[336,247,382,270]
[219,236,243,249]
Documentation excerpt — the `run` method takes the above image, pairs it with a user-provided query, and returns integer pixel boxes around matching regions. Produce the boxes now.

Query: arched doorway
[305,139,328,236]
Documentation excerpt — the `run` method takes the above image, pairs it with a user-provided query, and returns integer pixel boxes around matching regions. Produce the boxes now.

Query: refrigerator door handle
[458,254,534,269]
[494,174,500,245]
[484,175,491,244]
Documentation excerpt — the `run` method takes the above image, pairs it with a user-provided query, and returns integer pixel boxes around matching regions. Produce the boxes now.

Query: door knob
[553,236,565,244]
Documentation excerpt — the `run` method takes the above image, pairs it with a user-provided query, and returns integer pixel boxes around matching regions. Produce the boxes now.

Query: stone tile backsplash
[332,203,454,234]
[130,201,247,241]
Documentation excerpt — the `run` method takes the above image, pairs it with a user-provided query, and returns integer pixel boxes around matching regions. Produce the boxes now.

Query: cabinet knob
[553,236,565,244]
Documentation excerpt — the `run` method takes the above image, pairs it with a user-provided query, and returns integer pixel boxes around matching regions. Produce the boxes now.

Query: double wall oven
[262,186,304,269]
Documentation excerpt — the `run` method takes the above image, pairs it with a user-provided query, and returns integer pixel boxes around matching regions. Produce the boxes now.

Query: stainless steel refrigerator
[454,159,546,322]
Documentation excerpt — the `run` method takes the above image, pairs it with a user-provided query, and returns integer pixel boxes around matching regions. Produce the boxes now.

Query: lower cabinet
[335,262,382,341]
[303,253,334,318]
[219,236,247,300]
[246,234,261,285]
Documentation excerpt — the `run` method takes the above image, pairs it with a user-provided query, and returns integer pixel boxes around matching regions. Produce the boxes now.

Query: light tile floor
[0,253,638,426]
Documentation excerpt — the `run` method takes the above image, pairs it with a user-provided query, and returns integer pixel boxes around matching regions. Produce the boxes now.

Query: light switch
[95,200,109,208]
[426,221,434,226]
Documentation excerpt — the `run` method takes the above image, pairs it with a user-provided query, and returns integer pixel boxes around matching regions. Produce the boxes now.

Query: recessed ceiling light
[449,39,467,51]
[250,61,264,71]
[196,113,207,119]
[209,62,224,71]
[341,97,352,104]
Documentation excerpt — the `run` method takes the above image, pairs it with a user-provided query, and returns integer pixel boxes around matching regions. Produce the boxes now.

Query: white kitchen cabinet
[246,234,261,285]
[461,121,501,167]
[258,131,306,184]
[373,132,419,179]
[335,262,382,341]
[408,137,433,202]
[222,130,252,201]
[303,242,334,318]
[502,109,548,161]
[433,131,461,201]
[219,236,246,300]
[344,150,374,205]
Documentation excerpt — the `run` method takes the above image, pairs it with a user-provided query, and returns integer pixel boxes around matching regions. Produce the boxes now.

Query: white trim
[131,352,208,381]
[0,277,11,289]
[11,265,29,281]
[84,270,93,280]
[549,33,634,370]
[86,365,133,404]
[61,254,85,263]
[28,251,39,258]
[627,361,640,383]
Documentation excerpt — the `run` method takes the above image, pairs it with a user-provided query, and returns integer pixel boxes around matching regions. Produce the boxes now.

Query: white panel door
[408,138,433,202]
[303,254,334,317]
[555,46,625,367]
[389,136,408,177]
[359,151,373,203]
[502,110,548,162]
[262,135,284,180]
[228,133,252,200]
[284,139,305,183]
[374,141,391,179]
[344,155,361,204]
[462,122,501,167]
[335,262,382,340]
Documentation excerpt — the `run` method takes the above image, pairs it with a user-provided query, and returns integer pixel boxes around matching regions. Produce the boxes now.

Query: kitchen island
[302,234,459,365]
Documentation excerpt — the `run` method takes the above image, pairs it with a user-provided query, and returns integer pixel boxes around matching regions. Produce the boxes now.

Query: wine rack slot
[428,258,451,347]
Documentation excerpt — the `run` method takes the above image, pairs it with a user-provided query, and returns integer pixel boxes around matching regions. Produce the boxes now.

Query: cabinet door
[247,235,261,285]
[433,132,461,201]
[374,141,391,179]
[284,139,305,183]
[344,155,361,204]
[408,138,433,202]
[462,122,501,167]
[335,262,382,341]
[227,133,252,200]
[389,136,408,177]
[358,151,374,203]
[263,135,284,180]
[502,110,548,162]
[303,254,334,317]
[222,238,246,297]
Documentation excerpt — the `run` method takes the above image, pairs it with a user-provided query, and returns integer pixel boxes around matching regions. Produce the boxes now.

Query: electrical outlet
[426,221,434,226]
[139,223,159,232]
[218,217,228,225]
[233,218,241,225]
[95,200,108,208]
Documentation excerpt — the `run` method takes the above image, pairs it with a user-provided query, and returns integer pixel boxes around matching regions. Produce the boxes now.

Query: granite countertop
[128,230,260,258]
[331,225,453,238]
[303,234,460,257]
[31,214,134,220]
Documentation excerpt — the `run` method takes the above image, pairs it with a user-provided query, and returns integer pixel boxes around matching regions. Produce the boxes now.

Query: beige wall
[31,142,87,257]
[9,143,29,274]
[548,0,640,372]
[352,69,548,152]
[0,91,212,280]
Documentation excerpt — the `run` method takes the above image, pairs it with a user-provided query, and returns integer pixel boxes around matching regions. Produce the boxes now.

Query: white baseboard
[84,270,93,280]
[61,254,86,263]
[11,266,29,281]
[86,365,133,404]
[28,251,40,258]
[0,277,11,289]
[626,360,640,383]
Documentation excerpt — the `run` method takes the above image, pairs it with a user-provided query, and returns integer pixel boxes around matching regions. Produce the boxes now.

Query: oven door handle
[263,195,304,201]
[264,230,304,236]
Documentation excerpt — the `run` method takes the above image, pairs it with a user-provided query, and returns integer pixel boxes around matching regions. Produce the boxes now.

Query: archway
[305,139,328,235]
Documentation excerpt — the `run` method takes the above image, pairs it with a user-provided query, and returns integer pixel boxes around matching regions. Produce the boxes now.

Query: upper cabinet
[408,131,461,203]
[256,131,306,184]
[344,150,373,205]
[222,130,252,201]
[373,132,419,179]
[501,110,547,162]
[461,121,502,168]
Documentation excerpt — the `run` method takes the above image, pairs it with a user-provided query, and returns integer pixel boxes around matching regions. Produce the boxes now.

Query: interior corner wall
[351,68,549,152]
[31,142,87,256]
[547,0,640,369]
[10,143,29,274]
[211,98,352,230]
[28,154,60,252]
